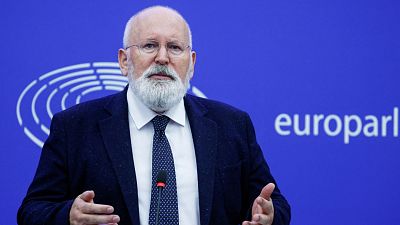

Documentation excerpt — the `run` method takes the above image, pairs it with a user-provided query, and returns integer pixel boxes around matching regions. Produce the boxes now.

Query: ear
[118,48,129,76]
[189,50,196,79]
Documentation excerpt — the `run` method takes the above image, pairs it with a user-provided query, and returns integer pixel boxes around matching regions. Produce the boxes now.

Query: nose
[155,45,169,65]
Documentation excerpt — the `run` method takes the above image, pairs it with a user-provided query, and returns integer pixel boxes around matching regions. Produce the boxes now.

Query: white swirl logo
[16,62,207,148]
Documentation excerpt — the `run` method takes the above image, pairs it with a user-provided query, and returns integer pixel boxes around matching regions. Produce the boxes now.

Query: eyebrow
[141,38,185,44]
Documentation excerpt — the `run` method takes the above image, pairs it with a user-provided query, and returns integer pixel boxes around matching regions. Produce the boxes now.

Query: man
[18,6,290,225]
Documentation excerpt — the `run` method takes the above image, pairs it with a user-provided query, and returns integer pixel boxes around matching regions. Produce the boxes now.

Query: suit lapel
[98,88,140,225]
[185,95,218,225]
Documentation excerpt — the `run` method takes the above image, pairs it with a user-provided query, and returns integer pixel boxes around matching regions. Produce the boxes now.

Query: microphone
[155,170,167,225]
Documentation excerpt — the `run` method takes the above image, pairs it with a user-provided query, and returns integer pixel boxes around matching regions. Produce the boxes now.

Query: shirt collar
[127,86,186,130]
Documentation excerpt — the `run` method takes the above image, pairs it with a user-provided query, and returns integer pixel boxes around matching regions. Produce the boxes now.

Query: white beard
[127,63,191,112]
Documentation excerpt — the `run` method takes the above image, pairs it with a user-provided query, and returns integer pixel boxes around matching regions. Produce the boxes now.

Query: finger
[256,196,274,214]
[255,203,263,214]
[242,221,258,225]
[252,213,273,225]
[251,196,264,218]
[242,221,260,225]
[80,214,120,224]
[246,222,259,225]
[80,202,115,214]
[259,183,275,200]
[79,190,95,203]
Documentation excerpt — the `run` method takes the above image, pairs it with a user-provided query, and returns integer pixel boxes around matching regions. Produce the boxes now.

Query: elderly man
[18,6,290,225]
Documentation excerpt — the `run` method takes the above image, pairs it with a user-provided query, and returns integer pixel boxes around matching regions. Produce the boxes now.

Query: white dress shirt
[127,87,200,225]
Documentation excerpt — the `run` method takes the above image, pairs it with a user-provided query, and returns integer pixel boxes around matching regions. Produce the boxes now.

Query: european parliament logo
[16,62,207,148]
[275,109,399,144]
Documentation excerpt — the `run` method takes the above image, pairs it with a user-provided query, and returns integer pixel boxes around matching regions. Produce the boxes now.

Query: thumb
[260,183,275,200]
[79,190,95,203]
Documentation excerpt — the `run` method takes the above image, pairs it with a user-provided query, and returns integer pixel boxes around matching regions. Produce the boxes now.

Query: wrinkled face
[119,8,196,85]
[118,8,196,112]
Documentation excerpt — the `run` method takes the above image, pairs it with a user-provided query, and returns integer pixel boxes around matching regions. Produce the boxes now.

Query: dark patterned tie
[149,115,179,225]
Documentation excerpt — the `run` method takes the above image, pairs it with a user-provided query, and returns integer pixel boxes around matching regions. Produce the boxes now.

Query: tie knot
[152,115,170,132]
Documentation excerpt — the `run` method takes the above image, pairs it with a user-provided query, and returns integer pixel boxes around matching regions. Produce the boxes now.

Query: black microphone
[155,170,167,225]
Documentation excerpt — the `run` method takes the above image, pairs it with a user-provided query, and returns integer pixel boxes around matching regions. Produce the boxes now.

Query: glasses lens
[167,42,185,55]
[137,41,188,56]
[140,41,159,54]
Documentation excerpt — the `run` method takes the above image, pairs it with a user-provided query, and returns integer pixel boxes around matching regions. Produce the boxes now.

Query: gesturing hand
[69,190,120,225]
[242,183,275,225]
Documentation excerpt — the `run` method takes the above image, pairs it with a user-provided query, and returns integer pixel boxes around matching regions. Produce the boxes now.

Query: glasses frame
[125,40,191,57]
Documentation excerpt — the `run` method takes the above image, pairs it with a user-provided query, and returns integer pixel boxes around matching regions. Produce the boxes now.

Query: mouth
[148,73,174,80]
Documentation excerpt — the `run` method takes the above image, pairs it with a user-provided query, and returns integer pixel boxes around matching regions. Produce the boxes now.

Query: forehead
[132,8,188,43]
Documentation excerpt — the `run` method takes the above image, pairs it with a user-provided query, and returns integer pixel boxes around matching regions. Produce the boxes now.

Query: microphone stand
[156,187,162,225]
[155,170,167,225]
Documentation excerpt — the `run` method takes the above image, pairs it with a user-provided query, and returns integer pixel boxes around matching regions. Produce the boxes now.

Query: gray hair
[122,6,193,49]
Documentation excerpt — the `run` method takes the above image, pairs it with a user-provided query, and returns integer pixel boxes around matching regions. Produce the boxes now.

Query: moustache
[143,65,178,81]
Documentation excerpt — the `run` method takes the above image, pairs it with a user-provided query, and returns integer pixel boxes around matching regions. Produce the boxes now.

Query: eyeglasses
[125,40,191,57]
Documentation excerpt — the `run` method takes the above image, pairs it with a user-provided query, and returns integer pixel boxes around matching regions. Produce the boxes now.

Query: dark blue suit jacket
[18,88,290,225]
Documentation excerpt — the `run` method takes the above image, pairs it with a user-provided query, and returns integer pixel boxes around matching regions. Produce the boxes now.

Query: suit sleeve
[243,113,291,225]
[17,113,73,225]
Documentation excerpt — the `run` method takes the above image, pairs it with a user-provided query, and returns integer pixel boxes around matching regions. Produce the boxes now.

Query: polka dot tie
[149,115,179,225]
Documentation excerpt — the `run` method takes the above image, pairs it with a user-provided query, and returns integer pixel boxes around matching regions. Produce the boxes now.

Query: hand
[69,190,120,225]
[242,183,275,225]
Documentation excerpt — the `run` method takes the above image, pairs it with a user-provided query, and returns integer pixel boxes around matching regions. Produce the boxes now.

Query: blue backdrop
[1,1,399,224]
